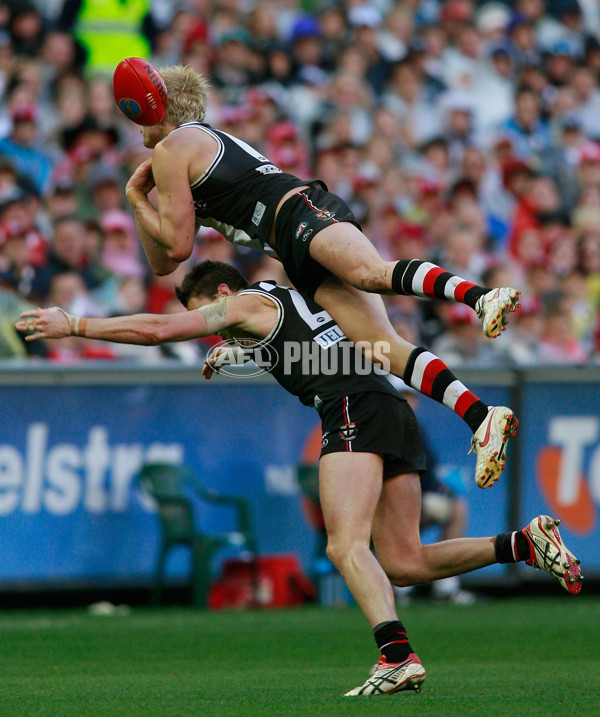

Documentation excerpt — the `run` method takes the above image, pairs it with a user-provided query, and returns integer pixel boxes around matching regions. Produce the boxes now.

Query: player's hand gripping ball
[113,57,168,126]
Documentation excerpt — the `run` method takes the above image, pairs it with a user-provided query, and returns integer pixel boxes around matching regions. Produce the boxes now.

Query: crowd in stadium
[1,0,600,365]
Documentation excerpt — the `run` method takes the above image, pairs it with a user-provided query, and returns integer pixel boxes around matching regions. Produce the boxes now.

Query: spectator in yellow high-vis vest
[57,0,152,76]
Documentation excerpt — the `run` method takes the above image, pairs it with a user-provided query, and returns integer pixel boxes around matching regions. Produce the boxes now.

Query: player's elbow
[165,244,192,263]
[152,263,177,276]
[161,230,194,263]
[149,254,182,276]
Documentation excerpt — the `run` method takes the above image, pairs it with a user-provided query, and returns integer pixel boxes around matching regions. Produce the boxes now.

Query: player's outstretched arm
[15,295,274,346]
[16,307,213,345]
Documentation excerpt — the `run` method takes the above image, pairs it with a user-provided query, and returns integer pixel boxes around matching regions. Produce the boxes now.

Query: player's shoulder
[240,281,277,300]
[225,290,279,323]
[160,122,216,151]
[157,123,220,173]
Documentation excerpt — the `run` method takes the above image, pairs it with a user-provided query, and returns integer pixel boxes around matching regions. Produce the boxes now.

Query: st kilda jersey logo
[339,422,357,441]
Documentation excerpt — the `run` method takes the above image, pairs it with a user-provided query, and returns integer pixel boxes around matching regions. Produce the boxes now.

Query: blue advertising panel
[518,378,600,577]
[3,366,596,590]
[0,373,318,588]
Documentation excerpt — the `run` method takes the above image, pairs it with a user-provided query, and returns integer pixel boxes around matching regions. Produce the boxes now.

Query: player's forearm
[83,312,210,345]
[16,308,210,345]
[125,189,179,272]
[127,196,180,275]
[83,314,166,344]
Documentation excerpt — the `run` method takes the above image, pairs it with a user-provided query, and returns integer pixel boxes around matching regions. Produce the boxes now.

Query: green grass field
[0,597,598,717]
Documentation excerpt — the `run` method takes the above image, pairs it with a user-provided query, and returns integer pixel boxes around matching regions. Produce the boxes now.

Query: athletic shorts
[274,183,361,299]
[318,392,427,480]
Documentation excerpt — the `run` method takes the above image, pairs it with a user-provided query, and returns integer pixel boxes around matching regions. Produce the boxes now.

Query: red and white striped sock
[391,259,488,309]
[403,347,488,433]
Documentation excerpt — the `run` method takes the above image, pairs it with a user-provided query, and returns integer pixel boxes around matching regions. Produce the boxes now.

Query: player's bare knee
[325,539,342,569]
[325,537,365,571]
[325,539,351,570]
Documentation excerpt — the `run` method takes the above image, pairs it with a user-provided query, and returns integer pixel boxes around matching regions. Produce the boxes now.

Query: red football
[113,57,168,126]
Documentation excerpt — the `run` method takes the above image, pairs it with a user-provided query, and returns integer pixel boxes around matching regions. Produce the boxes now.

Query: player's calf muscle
[355,267,394,293]
[336,264,391,293]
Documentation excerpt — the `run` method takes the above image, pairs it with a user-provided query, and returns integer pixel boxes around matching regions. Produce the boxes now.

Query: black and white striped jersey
[238,281,402,409]
[170,122,306,256]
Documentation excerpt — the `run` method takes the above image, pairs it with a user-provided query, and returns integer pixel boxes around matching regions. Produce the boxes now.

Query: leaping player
[121,62,519,490]
[17,260,583,697]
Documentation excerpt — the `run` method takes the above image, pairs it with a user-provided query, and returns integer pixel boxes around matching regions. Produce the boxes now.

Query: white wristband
[196,298,227,335]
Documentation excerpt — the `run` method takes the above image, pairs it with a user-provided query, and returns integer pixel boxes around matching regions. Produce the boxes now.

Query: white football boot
[470,406,518,488]
[345,653,426,696]
[522,515,583,595]
[475,287,520,338]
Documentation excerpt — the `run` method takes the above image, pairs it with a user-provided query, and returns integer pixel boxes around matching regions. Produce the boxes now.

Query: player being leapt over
[121,63,519,489]
[17,260,583,697]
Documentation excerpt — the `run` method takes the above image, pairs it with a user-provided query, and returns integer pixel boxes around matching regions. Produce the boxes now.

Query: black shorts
[318,392,427,480]
[274,183,361,299]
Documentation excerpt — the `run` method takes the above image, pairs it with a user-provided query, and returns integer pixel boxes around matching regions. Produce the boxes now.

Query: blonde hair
[159,65,211,126]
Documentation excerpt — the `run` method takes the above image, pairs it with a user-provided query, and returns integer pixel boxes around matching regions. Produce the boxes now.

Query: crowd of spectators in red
[1,0,600,366]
